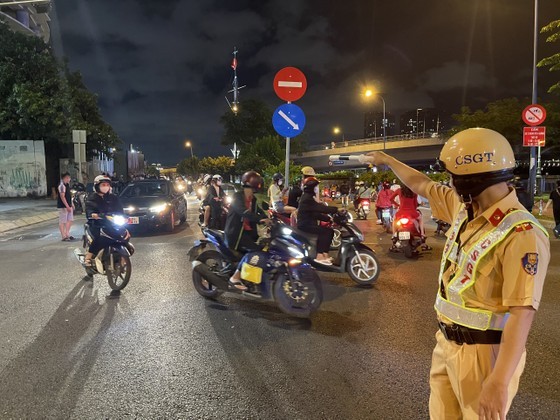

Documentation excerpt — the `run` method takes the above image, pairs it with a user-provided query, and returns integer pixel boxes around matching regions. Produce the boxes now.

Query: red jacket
[376,189,393,208]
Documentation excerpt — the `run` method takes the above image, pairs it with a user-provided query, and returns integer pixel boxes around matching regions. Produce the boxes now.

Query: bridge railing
[304,132,447,152]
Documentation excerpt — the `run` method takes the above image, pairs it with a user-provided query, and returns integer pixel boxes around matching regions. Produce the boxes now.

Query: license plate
[128,217,139,225]
[399,231,411,240]
[382,210,391,217]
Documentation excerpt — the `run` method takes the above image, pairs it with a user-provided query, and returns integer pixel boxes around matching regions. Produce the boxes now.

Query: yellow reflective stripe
[435,295,510,331]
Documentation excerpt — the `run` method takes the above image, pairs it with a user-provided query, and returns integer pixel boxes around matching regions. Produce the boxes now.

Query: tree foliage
[199,156,234,176]
[450,98,560,151]
[538,19,560,95]
[177,156,200,178]
[220,99,277,146]
[234,135,284,175]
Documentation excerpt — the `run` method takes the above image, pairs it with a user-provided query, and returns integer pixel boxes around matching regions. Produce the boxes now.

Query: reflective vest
[434,207,548,331]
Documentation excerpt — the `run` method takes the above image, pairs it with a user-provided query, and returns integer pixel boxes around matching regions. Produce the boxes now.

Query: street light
[333,126,345,141]
[363,89,386,150]
[185,140,193,159]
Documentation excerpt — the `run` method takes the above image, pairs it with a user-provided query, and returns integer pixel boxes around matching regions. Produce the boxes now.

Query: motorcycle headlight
[197,188,203,195]
[124,206,135,213]
[70,189,77,194]
[281,227,292,236]
[287,246,304,259]
[226,195,233,204]
[150,203,168,213]
[112,215,128,226]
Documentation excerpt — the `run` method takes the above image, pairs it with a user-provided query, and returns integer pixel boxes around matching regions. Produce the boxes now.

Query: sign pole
[528,0,539,203]
[284,137,290,184]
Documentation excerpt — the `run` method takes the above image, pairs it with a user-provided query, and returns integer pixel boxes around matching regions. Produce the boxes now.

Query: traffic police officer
[365,128,550,419]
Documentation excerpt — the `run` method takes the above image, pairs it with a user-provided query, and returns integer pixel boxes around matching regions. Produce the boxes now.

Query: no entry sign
[273,67,307,102]
[522,104,547,126]
[523,126,546,147]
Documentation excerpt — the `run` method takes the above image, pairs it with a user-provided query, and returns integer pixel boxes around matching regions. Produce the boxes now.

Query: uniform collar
[474,187,521,227]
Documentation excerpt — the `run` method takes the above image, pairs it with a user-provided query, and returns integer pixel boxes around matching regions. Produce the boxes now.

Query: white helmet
[94,175,112,193]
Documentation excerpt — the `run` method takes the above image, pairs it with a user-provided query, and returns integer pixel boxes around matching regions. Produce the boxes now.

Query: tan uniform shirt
[426,182,550,312]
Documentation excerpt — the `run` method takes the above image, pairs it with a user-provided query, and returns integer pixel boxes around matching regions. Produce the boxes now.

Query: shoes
[314,258,333,265]
[68,236,76,241]
[376,220,382,225]
[229,277,248,291]
[62,237,70,241]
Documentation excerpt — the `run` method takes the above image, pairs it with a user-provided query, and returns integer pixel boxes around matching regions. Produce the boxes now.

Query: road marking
[278,81,302,88]
[278,110,299,130]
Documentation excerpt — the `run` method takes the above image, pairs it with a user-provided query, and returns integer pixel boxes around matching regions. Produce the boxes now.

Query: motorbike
[432,217,450,236]
[71,182,87,215]
[272,211,380,287]
[355,197,371,220]
[73,214,135,291]
[198,199,229,230]
[188,219,323,318]
[378,207,393,233]
[391,211,424,258]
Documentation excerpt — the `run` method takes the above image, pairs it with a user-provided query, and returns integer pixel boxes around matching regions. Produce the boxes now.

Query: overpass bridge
[291,135,447,171]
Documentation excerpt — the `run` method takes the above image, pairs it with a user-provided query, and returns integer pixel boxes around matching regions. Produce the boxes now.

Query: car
[119,180,188,232]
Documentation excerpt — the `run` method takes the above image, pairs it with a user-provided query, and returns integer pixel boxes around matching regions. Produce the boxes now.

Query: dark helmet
[272,172,283,182]
[241,171,263,190]
[94,174,112,193]
[302,176,319,193]
[382,181,390,189]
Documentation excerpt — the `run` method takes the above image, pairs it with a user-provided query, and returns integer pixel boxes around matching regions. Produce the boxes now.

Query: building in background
[399,108,445,137]
[364,111,396,138]
[0,0,51,43]
[0,140,47,197]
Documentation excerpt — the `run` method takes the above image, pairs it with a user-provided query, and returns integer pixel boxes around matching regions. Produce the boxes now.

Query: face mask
[100,185,110,194]
[278,180,283,186]
[314,186,319,195]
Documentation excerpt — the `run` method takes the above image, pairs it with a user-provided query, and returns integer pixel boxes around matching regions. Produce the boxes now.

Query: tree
[219,99,277,146]
[199,156,234,176]
[177,156,200,178]
[538,19,560,94]
[145,164,160,178]
[234,154,270,175]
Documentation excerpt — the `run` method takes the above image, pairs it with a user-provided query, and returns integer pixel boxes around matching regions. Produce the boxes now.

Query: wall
[0,140,47,197]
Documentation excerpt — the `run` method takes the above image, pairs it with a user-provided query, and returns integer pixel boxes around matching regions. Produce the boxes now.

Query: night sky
[50,0,558,165]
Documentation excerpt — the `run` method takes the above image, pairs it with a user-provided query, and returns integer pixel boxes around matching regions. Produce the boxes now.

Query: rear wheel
[274,267,322,318]
[347,249,380,286]
[403,244,413,258]
[107,253,131,290]
[192,250,225,299]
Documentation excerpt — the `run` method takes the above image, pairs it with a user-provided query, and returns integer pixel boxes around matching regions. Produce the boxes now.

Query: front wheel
[274,267,322,318]
[347,249,380,286]
[107,253,131,290]
[165,210,176,232]
[192,250,225,299]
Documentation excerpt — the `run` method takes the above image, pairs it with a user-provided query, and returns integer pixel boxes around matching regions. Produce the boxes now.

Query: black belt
[438,322,502,345]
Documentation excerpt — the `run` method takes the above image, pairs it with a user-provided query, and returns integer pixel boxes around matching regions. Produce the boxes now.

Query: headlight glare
[150,203,168,213]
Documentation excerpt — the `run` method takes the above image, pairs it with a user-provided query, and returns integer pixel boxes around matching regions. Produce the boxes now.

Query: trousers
[429,330,526,419]
[298,225,334,253]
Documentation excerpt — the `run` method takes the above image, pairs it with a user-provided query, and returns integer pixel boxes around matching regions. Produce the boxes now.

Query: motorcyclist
[197,174,211,200]
[375,181,393,224]
[297,176,340,265]
[268,173,296,214]
[202,174,226,229]
[84,175,126,266]
[225,171,271,290]
[390,184,431,250]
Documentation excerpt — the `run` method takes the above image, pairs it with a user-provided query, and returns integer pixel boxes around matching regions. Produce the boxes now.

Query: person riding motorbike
[297,176,340,265]
[84,175,126,267]
[268,173,296,214]
[197,174,211,200]
[225,171,271,290]
[202,174,226,229]
[390,184,431,250]
[375,181,393,224]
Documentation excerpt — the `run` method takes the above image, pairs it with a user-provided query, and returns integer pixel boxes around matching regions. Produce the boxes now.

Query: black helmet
[241,171,263,190]
[382,181,390,189]
[272,172,283,182]
[302,176,319,193]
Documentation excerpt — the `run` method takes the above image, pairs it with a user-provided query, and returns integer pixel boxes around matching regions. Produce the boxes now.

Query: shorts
[273,201,285,213]
[58,208,74,223]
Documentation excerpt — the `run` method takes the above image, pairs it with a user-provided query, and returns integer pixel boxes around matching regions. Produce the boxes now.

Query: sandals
[229,278,248,291]
[84,259,93,267]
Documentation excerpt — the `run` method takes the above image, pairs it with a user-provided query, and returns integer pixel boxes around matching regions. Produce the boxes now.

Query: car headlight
[112,215,128,226]
[287,246,305,259]
[150,203,169,213]
[123,206,135,213]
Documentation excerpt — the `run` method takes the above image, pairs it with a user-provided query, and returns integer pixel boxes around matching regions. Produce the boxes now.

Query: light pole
[364,89,387,150]
[185,140,193,159]
[528,0,539,203]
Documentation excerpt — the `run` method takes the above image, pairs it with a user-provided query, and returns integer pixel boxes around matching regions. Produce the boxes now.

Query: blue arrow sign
[272,103,306,138]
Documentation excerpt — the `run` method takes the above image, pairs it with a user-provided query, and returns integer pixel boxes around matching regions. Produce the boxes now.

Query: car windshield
[121,182,169,198]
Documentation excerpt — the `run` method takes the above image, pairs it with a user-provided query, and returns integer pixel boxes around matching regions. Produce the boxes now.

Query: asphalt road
[0,199,559,419]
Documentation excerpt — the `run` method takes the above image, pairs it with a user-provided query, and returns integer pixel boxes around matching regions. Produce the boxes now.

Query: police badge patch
[522,253,539,275]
